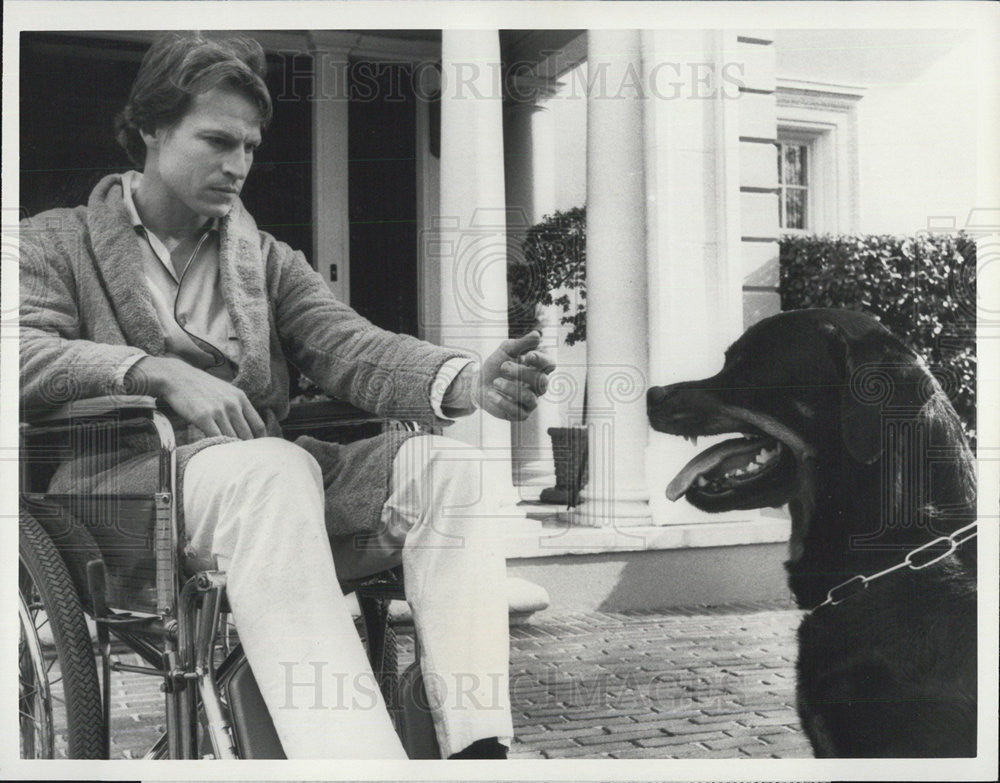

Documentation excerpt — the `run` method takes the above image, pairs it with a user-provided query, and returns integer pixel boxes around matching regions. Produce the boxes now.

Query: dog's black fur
[647,308,976,757]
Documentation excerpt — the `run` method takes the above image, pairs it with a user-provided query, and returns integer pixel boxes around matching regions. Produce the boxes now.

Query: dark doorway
[19,32,313,259]
[348,61,419,337]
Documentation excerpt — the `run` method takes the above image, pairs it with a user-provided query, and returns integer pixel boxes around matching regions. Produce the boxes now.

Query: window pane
[784,187,807,229]
[782,144,808,186]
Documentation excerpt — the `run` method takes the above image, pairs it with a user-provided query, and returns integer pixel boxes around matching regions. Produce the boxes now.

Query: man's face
[142,85,263,220]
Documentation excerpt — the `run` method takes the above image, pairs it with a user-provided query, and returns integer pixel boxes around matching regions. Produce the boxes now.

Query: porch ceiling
[501,30,586,76]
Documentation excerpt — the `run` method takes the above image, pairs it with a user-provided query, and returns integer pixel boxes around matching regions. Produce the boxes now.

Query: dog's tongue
[666,438,762,501]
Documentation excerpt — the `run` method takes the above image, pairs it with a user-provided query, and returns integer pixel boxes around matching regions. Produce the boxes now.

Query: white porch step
[346,576,551,626]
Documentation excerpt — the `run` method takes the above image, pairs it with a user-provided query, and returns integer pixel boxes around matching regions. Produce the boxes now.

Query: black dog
[647,308,976,757]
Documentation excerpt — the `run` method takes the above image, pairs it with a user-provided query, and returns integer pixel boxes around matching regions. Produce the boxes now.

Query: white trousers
[182,435,513,759]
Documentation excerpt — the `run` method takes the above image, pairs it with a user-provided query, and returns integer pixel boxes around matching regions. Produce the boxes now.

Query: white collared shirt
[121,170,239,381]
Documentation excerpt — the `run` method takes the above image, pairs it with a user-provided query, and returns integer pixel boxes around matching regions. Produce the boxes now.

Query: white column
[307,38,351,304]
[642,30,747,525]
[572,30,653,528]
[504,96,560,493]
[436,30,518,506]
[415,59,442,347]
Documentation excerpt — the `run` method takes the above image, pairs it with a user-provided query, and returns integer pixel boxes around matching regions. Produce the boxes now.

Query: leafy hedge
[780,233,977,444]
[508,206,587,344]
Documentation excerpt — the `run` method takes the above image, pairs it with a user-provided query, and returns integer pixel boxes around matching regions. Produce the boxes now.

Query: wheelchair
[18,394,440,759]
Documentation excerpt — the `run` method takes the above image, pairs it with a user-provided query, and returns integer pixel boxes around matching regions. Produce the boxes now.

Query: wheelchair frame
[18,395,424,759]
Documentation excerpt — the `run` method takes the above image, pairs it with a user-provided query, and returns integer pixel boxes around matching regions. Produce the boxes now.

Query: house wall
[740,29,980,326]
[774,29,980,236]
[854,36,980,234]
[735,34,782,329]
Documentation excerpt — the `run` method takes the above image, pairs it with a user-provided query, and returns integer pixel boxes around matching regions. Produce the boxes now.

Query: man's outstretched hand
[474,331,556,421]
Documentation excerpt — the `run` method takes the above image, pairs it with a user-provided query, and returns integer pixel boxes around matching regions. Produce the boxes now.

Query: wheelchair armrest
[282,399,378,427]
[20,395,175,472]
[21,392,173,492]
[22,395,158,425]
[281,398,426,443]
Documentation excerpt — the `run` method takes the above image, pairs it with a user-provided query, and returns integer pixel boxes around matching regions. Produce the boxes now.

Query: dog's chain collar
[812,521,978,611]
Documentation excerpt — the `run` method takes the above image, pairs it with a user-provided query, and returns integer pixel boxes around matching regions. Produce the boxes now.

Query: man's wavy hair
[115,33,273,166]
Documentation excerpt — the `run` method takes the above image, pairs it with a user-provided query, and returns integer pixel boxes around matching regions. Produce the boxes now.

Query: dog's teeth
[692,437,698,447]
[745,462,760,473]
[756,447,778,464]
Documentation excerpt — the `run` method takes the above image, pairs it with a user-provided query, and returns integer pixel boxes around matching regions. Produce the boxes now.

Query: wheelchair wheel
[356,594,400,715]
[19,511,104,758]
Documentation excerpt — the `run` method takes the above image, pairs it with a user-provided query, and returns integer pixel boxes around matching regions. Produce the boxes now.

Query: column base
[512,458,557,490]
[569,487,653,528]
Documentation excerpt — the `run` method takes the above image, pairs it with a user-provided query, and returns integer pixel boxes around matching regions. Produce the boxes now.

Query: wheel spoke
[19,586,55,759]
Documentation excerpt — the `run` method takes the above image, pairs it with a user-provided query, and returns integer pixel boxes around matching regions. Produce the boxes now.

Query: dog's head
[647,308,939,513]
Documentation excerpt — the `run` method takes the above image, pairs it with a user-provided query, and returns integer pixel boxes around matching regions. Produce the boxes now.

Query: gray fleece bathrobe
[20,173,469,539]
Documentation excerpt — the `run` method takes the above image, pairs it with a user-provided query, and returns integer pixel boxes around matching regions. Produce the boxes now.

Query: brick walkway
[505,602,810,759]
[55,601,812,760]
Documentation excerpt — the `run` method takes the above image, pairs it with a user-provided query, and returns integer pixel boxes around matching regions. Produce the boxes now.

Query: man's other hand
[476,331,556,422]
[128,356,267,439]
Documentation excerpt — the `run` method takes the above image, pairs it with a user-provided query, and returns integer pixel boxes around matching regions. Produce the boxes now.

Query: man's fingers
[198,419,223,438]
[484,388,533,421]
[201,415,231,439]
[213,415,240,440]
[500,330,542,359]
[521,350,556,375]
[230,412,255,441]
[492,378,538,410]
[242,397,268,438]
[498,362,549,395]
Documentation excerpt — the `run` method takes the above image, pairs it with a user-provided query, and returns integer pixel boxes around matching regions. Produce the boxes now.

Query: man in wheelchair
[19,32,553,759]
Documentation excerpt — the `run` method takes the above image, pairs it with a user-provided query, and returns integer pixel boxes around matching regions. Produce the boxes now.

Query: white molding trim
[776,78,863,233]
[714,30,745,343]
[776,77,866,107]
[307,30,439,63]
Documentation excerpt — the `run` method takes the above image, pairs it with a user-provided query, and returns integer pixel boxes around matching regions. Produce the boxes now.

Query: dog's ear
[823,320,899,465]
